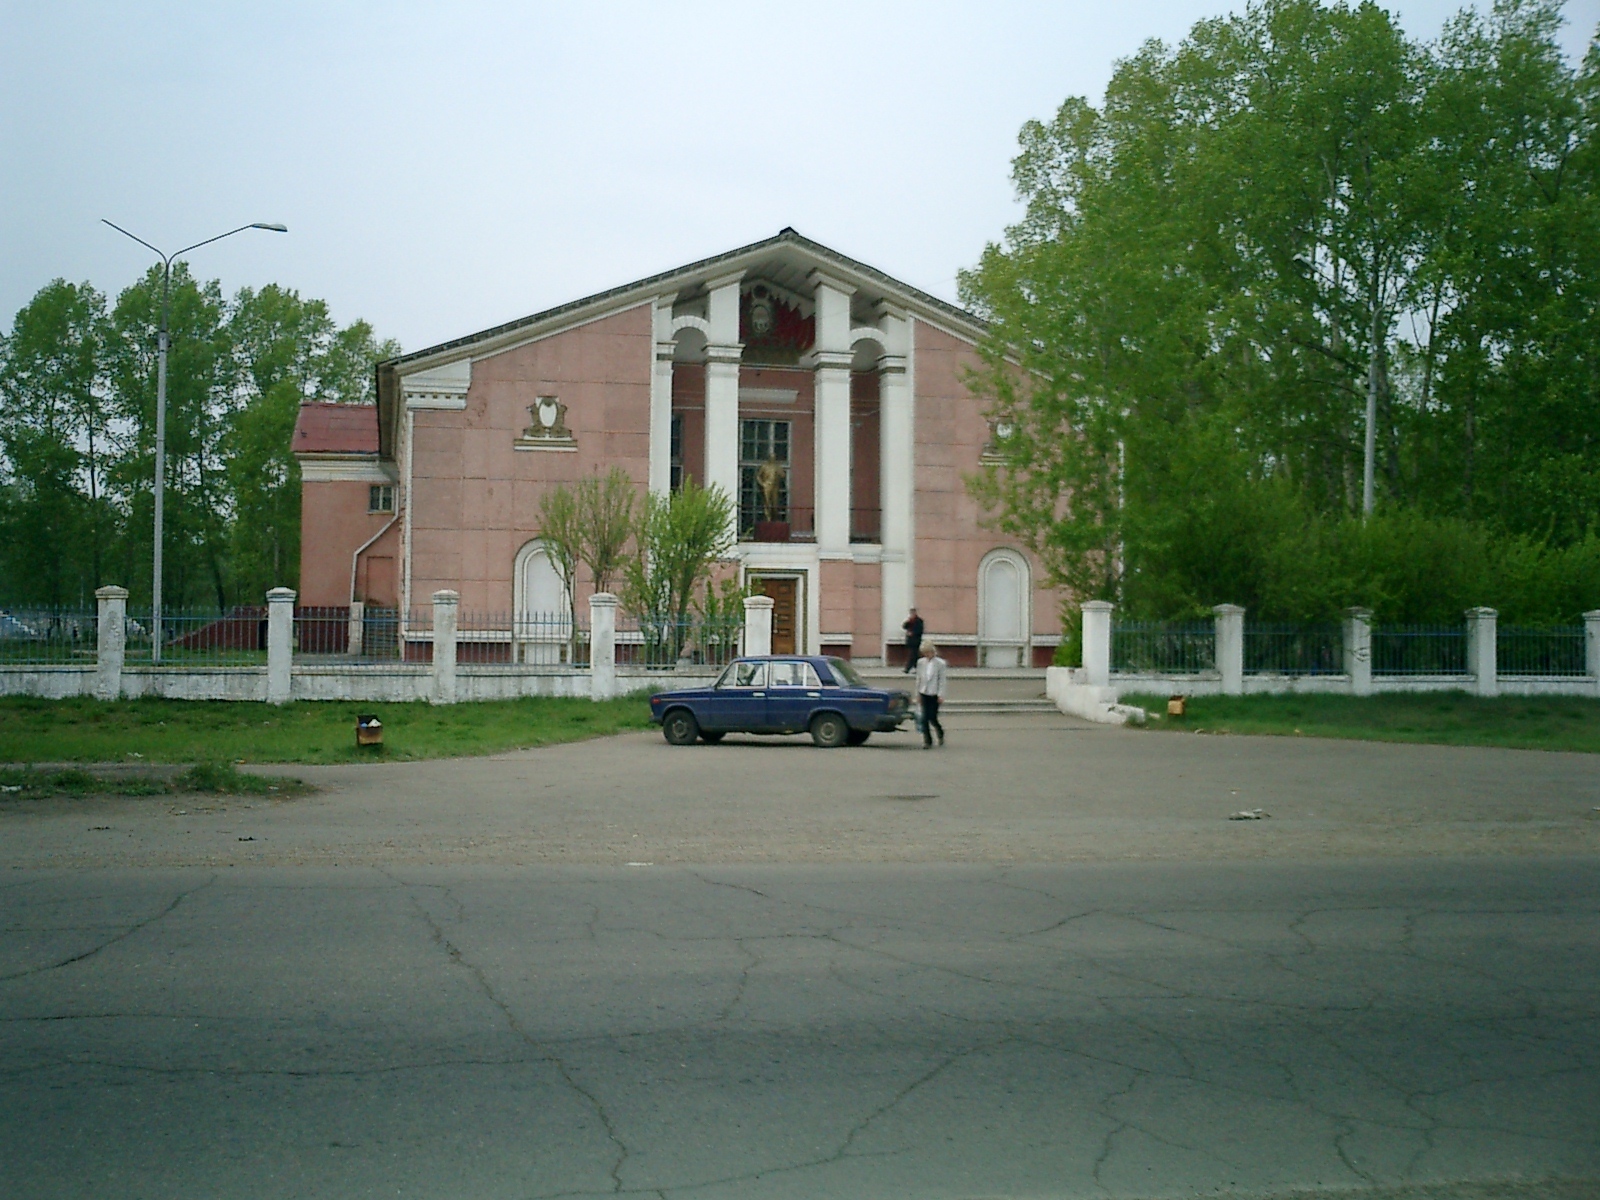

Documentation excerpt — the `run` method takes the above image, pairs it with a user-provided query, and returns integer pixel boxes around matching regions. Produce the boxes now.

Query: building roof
[384,227,986,371]
[371,228,990,462]
[293,403,379,456]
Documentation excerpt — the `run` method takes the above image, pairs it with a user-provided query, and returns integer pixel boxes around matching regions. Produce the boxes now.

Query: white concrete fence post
[1343,607,1373,697]
[1213,604,1246,696]
[266,587,296,705]
[589,592,617,701]
[432,590,459,704]
[1081,600,1114,688]
[94,585,128,701]
[743,595,774,657]
[347,600,364,657]
[1585,610,1600,695]
[1465,606,1498,698]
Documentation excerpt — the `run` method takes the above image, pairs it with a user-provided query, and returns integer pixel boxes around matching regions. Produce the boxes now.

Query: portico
[646,249,916,657]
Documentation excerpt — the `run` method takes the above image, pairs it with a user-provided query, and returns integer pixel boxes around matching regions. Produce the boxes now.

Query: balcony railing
[737,505,883,544]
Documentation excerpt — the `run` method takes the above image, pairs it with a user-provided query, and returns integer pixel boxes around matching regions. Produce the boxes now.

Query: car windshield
[826,657,867,687]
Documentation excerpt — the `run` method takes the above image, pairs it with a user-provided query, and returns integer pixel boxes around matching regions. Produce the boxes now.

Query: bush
[1122,474,1600,624]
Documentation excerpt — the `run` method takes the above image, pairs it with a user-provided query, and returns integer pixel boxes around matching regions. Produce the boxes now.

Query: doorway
[752,575,800,654]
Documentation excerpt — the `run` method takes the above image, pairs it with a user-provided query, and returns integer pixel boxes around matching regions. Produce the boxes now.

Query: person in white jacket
[915,642,947,748]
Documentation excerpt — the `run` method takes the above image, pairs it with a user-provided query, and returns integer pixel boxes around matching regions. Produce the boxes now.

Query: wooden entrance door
[757,577,798,654]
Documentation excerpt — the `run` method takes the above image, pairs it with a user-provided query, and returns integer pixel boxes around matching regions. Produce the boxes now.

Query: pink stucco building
[294,230,1057,667]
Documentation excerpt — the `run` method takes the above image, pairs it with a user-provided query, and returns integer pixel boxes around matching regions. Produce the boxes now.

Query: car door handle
[807,692,819,697]
[752,692,765,697]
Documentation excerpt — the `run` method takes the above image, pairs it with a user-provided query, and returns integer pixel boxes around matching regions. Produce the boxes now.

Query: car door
[700,660,768,732]
[765,659,822,733]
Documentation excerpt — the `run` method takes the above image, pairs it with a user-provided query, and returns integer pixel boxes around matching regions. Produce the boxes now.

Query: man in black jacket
[901,608,924,673]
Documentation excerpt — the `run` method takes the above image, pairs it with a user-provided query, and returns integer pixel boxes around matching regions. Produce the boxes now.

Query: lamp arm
[170,224,262,259]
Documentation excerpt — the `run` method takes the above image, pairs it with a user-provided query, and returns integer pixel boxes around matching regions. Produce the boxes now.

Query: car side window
[721,661,766,688]
[801,662,822,688]
[769,661,807,687]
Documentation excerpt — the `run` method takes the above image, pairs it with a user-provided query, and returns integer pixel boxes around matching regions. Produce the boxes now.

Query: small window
[670,414,684,493]
[369,484,395,513]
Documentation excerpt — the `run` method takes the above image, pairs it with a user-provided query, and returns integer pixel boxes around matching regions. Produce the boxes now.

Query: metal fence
[293,607,351,656]
[0,609,98,665]
[617,612,743,669]
[1371,625,1468,676]
[1244,623,1344,675]
[359,607,401,661]
[126,608,268,665]
[1112,621,1216,674]
[1497,625,1587,677]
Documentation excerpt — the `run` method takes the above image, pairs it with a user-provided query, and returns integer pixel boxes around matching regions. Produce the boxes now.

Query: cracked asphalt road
[2,719,1597,1197]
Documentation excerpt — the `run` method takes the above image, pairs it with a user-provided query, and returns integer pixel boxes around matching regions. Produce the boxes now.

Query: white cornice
[297,455,398,483]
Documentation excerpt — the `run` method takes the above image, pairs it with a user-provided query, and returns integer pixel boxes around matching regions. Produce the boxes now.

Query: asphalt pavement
[2,719,1597,1198]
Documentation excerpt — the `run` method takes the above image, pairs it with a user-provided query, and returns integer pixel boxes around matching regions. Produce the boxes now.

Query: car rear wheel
[810,712,849,749]
[662,709,699,746]
[845,730,871,746]
[700,731,725,744]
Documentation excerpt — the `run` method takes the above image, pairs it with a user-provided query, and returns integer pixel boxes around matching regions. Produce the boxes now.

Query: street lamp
[101,219,287,662]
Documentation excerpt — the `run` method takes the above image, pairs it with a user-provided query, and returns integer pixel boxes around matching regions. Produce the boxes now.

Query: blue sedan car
[649,656,913,747]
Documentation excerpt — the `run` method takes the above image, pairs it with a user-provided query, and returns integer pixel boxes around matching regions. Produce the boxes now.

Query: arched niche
[978,548,1031,668]
[512,540,572,663]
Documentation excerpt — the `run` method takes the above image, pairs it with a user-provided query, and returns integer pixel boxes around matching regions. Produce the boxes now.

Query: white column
[811,272,854,555]
[704,273,743,534]
[266,587,296,705]
[743,594,774,657]
[347,600,365,657]
[1585,610,1600,690]
[649,298,675,496]
[432,589,459,705]
[1081,600,1114,688]
[1343,607,1373,697]
[1466,606,1498,698]
[589,592,617,701]
[1214,604,1245,695]
[877,307,914,655]
[94,585,127,701]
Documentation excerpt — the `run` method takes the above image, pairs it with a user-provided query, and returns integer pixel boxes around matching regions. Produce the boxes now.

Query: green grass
[0,762,310,799]
[0,694,655,765]
[1122,691,1600,753]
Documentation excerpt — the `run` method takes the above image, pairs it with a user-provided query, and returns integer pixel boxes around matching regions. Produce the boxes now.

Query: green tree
[573,467,636,594]
[222,285,401,599]
[621,481,735,660]
[0,280,112,607]
[105,264,233,611]
[538,483,584,653]
[963,0,1600,622]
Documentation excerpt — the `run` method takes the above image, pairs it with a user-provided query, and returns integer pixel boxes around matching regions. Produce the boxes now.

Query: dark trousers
[903,638,921,671]
[919,694,943,745]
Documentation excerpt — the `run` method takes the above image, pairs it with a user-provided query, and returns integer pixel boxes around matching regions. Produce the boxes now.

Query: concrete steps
[939,699,1059,715]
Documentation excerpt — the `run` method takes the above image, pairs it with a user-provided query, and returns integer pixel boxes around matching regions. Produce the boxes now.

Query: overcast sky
[3,1,1595,355]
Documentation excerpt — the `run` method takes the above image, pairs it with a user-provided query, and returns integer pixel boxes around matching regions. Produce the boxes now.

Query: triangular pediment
[385,228,984,375]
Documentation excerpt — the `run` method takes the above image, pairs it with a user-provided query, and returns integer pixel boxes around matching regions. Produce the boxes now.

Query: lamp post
[101,220,287,662]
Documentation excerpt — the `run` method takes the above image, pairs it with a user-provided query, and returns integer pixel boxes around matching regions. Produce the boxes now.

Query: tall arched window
[513,541,571,663]
[978,548,1030,668]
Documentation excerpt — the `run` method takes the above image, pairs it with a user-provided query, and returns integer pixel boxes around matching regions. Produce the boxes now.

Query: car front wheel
[810,712,849,749]
[662,709,699,746]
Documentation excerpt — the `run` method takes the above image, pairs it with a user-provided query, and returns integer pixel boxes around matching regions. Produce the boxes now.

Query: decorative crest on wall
[740,284,814,364]
[515,395,577,452]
